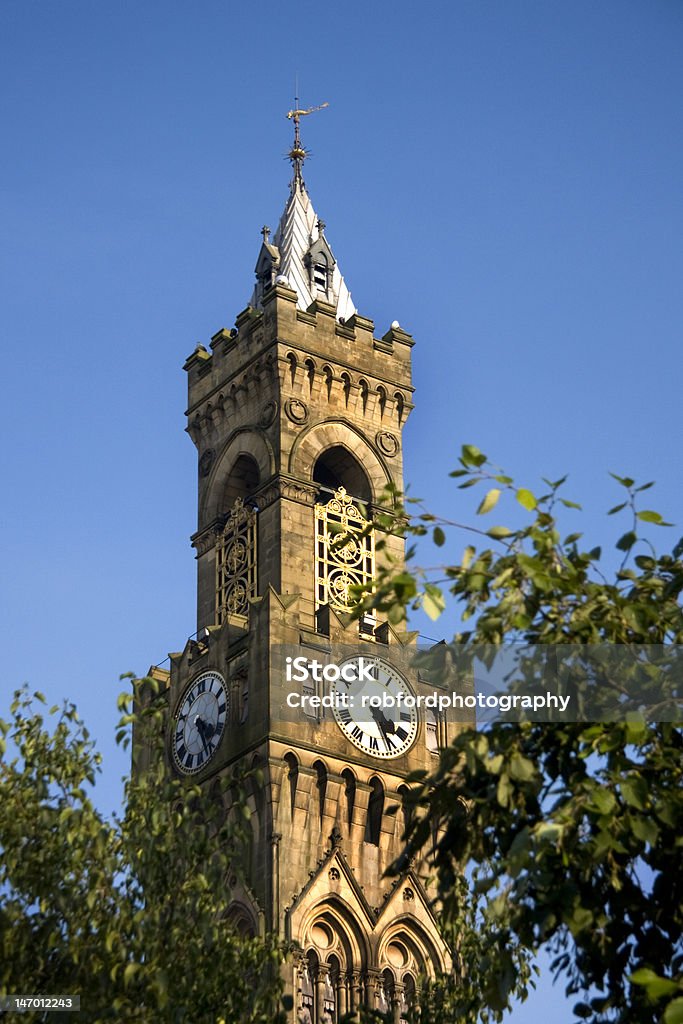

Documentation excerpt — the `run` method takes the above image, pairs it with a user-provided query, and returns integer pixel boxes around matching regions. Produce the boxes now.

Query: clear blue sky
[2,2,682,1019]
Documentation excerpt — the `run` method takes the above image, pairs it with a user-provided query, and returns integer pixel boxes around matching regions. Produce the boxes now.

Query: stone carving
[260,400,278,427]
[198,448,215,477]
[285,398,309,425]
[376,430,399,457]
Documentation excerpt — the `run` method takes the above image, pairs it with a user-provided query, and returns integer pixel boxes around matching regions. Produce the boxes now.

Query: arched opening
[359,378,369,414]
[313,447,371,503]
[394,391,405,426]
[284,752,299,816]
[365,777,384,846]
[397,783,413,840]
[226,902,256,939]
[286,351,298,386]
[313,759,328,827]
[322,365,334,400]
[401,973,416,1023]
[380,968,395,1014]
[341,768,356,832]
[315,256,328,289]
[221,453,260,509]
[305,358,316,392]
[340,372,352,407]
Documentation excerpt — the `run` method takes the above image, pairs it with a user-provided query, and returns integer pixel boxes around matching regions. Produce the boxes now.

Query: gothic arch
[201,428,275,524]
[226,899,258,938]
[300,896,371,972]
[289,420,392,501]
[377,916,447,978]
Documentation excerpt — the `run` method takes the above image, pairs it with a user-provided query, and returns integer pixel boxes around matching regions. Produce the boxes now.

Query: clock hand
[369,706,392,751]
[195,715,211,758]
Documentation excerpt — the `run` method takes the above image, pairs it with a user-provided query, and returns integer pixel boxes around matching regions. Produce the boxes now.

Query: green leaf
[477,488,501,515]
[462,545,476,569]
[637,509,673,526]
[616,531,637,551]
[422,585,446,621]
[124,962,140,988]
[433,526,446,547]
[588,787,617,816]
[664,998,683,1024]
[630,815,659,845]
[461,444,487,467]
[608,502,627,515]
[516,488,537,511]
[637,509,663,523]
[620,775,648,810]
[610,473,635,488]
[496,774,512,807]
[559,497,582,510]
[487,525,513,539]
[509,753,536,782]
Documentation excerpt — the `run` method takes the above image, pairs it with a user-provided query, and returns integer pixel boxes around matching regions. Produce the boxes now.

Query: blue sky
[2,2,682,1019]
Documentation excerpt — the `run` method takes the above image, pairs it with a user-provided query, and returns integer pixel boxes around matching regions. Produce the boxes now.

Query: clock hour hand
[369,705,394,750]
[195,715,211,757]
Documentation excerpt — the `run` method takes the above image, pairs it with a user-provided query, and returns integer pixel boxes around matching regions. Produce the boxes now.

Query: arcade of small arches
[283,753,414,848]
[283,350,408,427]
[295,901,439,1024]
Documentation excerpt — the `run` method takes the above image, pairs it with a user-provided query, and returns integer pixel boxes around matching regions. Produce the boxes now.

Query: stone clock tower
[151,114,455,1023]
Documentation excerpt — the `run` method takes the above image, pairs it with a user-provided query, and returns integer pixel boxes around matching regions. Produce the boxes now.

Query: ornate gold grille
[216,498,257,624]
[315,487,374,611]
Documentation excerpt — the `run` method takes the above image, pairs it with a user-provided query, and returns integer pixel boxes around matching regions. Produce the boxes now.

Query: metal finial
[316,217,326,235]
[286,98,329,188]
[261,225,271,243]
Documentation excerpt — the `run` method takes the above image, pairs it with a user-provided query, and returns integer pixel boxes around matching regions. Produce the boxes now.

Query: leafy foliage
[365,447,683,1023]
[0,684,287,1024]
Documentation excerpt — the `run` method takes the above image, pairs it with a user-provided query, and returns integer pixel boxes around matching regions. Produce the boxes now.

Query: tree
[0,684,288,1024]
[363,446,683,1024]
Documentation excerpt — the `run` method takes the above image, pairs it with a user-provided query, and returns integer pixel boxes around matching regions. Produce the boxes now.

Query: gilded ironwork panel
[315,487,374,611]
[216,498,257,624]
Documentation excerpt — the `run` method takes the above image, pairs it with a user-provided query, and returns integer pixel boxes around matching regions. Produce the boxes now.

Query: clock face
[330,657,418,759]
[172,671,228,775]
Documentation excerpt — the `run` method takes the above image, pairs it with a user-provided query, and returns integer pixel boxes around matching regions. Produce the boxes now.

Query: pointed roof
[250,178,356,323]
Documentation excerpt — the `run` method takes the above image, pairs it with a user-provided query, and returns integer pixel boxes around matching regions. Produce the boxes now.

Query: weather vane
[286,98,329,186]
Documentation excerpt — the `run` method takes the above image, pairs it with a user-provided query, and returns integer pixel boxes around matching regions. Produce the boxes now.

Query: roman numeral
[351,725,364,741]
[184,752,194,770]
[338,709,351,723]
[217,701,226,715]
[395,727,408,742]
[368,736,380,752]
[197,679,206,694]
[400,711,411,722]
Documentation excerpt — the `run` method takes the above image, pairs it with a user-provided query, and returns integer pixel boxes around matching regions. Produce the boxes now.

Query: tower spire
[286,98,329,189]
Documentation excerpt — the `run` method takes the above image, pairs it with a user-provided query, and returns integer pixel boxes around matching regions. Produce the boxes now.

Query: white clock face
[330,657,418,759]
[172,671,228,774]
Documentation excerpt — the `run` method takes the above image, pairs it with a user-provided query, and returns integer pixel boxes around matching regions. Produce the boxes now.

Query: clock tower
[153,114,455,1022]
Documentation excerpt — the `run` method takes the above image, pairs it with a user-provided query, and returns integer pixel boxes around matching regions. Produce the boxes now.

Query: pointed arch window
[365,777,384,846]
[313,255,329,293]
